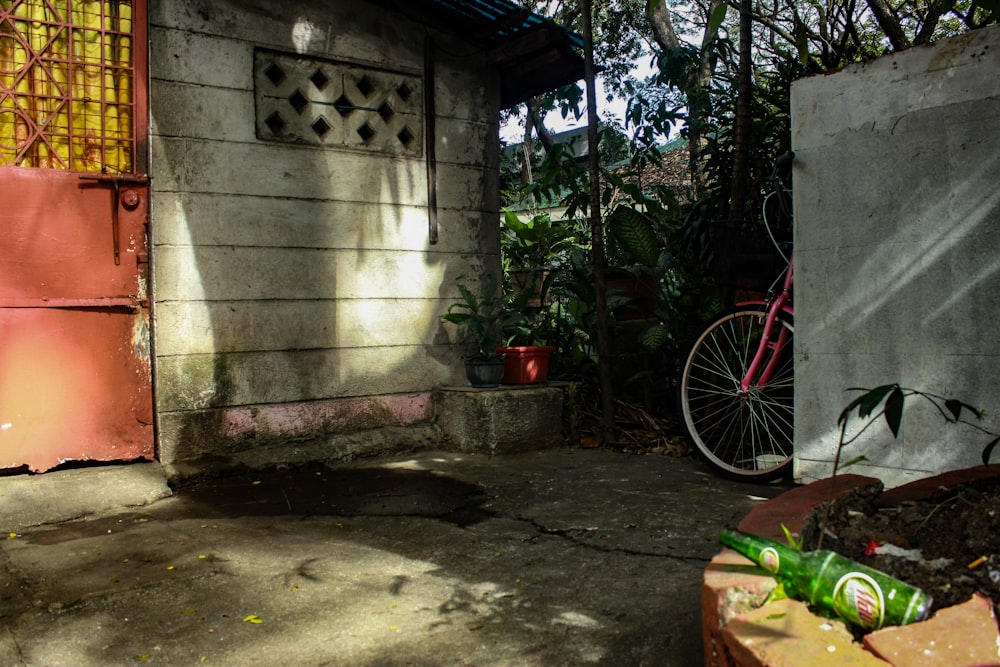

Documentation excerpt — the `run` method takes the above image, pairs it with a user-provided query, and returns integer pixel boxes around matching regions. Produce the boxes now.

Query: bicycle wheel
[680,305,794,481]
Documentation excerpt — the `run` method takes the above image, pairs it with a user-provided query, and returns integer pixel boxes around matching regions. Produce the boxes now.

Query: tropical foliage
[496,0,995,422]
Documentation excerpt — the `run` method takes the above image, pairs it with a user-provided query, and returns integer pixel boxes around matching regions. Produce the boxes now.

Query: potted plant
[501,210,576,306]
[440,275,523,388]
[496,288,555,385]
[605,204,664,321]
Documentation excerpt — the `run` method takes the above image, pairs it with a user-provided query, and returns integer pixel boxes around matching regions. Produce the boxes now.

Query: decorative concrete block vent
[254,48,422,157]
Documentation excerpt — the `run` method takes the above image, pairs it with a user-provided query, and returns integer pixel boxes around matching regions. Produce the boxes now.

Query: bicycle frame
[738,255,793,393]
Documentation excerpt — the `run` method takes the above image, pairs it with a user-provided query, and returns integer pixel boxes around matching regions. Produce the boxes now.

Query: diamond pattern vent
[254,49,422,157]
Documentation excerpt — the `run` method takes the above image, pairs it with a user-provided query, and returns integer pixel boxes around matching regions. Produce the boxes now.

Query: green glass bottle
[719,529,932,631]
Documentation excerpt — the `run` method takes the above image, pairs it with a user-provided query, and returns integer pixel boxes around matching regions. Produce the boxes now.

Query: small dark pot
[465,357,505,388]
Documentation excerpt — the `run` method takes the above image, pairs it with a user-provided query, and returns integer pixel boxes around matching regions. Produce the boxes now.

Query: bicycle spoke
[680,307,794,480]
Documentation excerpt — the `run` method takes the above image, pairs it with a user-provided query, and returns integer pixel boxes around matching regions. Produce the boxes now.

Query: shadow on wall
[149,3,499,465]
[795,133,1000,483]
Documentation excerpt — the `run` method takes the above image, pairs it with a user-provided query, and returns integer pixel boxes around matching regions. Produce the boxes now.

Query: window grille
[0,0,137,172]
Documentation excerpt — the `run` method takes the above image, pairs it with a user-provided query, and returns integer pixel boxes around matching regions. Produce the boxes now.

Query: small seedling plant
[817,383,1000,548]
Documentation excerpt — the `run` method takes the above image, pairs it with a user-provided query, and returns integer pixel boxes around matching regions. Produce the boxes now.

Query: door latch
[79,173,150,265]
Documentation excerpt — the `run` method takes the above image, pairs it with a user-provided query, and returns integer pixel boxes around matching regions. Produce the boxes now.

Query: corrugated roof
[422,0,584,49]
[381,0,586,107]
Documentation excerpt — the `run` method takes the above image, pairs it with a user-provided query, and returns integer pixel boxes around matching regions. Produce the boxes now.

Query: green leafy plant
[501,210,577,270]
[440,275,523,361]
[835,384,1000,473]
[816,383,1000,548]
[605,204,662,269]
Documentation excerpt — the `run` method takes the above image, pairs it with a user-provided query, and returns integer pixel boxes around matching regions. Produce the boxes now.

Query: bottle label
[832,572,885,630]
[759,547,780,573]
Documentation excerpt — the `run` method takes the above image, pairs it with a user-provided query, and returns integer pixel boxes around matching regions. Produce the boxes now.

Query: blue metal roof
[385,0,586,107]
[423,0,585,49]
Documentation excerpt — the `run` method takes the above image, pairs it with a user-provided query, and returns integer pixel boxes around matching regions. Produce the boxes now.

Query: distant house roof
[380,0,586,107]
[503,133,691,213]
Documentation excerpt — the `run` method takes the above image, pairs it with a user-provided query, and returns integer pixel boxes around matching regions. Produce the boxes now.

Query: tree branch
[865,0,911,50]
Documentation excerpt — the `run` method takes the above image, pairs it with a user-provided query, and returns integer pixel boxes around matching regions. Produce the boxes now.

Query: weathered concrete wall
[792,25,1000,487]
[149,0,503,464]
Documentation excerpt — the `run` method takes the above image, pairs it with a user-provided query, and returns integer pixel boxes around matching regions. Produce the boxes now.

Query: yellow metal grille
[0,0,135,172]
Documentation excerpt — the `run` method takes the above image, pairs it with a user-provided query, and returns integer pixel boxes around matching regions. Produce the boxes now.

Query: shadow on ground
[2,449,788,666]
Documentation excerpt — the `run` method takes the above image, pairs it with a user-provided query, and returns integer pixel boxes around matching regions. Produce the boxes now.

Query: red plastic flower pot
[497,346,553,384]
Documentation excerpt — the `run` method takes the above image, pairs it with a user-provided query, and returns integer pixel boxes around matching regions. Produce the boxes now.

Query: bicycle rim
[680,306,794,481]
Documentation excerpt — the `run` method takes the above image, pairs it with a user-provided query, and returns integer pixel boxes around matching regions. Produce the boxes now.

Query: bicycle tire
[680,305,794,482]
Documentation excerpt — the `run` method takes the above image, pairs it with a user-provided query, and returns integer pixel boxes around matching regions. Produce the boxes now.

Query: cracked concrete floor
[0,447,789,666]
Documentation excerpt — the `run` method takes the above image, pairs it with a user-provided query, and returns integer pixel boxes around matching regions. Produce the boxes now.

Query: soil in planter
[801,475,1000,616]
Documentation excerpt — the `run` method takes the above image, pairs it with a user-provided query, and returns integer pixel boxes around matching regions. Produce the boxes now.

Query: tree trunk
[582,0,616,446]
[526,97,556,152]
[647,0,724,198]
[519,97,558,185]
[729,0,753,222]
[520,107,535,185]
[865,0,911,50]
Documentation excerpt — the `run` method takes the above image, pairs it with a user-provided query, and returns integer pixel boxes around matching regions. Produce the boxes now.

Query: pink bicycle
[679,153,795,481]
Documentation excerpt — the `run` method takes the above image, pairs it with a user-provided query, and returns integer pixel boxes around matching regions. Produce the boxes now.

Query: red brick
[877,464,1000,508]
[703,550,780,667]
[863,593,1000,667]
[722,597,891,667]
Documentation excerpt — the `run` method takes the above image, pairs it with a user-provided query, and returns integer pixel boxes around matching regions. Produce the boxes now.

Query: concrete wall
[791,25,1000,487]
[148,0,502,465]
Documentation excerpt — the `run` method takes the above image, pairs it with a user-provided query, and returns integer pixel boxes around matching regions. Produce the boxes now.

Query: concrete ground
[0,447,790,667]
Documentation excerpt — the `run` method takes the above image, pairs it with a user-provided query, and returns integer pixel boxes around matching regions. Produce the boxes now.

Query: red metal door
[0,0,151,472]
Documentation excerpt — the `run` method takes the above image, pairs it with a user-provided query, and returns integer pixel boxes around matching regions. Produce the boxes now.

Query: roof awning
[382,0,586,108]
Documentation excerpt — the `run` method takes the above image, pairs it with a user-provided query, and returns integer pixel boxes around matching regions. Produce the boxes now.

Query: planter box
[508,268,551,307]
[607,270,659,321]
[497,346,553,384]
[704,468,1000,667]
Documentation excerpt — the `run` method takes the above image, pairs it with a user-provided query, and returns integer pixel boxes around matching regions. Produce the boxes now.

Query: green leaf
[765,581,790,603]
[944,398,983,422]
[884,387,905,438]
[780,524,803,550]
[707,2,728,36]
[860,384,897,419]
[503,209,524,232]
[838,384,896,425]
[841,455,869,468]
[606,205,660,267]
[982,436,1000,465]
[638,323,669,350]
[457,283,478,310]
